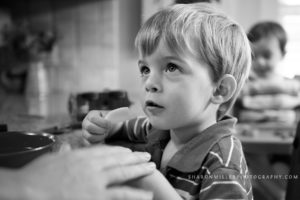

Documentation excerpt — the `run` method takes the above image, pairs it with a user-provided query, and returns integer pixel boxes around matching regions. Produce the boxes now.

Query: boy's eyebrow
[137,55,187,65]
[164,55,187,65]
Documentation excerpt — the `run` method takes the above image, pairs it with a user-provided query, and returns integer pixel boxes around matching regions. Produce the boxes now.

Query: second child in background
[236,21,300,200]
[236,21,300,124]
[82,3,253,200]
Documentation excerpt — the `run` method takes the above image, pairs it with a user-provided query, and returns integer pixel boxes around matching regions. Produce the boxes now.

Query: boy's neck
[170,118,216,146]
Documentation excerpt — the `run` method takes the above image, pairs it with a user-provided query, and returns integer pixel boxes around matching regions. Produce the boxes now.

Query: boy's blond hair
[135,3,251,119]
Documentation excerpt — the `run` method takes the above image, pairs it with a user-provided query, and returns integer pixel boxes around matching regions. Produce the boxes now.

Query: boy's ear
[211,74,237,104]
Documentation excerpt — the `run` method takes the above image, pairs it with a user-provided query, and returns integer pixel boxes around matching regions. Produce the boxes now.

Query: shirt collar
[166,116,237,172]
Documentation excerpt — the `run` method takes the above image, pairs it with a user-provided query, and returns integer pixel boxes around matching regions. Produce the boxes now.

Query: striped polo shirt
[111,116,253,200]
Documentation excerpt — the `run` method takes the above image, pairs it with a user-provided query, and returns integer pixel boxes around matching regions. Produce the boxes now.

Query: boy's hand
[82,110,110,143]
[82,107,134,144]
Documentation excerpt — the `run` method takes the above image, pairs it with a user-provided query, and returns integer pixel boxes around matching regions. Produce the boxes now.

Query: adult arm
[0,145,155,200]
[128,169,182,200]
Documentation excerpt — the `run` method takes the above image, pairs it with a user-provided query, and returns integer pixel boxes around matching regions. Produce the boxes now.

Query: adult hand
[128,169,182,200]
[2,145,155,200]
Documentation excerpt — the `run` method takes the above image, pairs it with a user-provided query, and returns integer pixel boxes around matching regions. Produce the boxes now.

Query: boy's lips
[144,100,165,115]
[145,100,164,108]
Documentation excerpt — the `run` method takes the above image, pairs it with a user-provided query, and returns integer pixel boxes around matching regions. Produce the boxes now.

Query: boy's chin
[148,118,173,130]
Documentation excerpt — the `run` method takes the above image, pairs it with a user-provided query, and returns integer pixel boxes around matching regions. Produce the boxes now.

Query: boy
[83,3,253,200]
[248,21,287,80]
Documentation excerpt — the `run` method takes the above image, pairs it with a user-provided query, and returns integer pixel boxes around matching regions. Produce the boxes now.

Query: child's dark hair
[247,21,287,55]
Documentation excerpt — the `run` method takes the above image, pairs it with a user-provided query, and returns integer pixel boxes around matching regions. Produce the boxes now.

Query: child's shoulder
[204,135,245,172]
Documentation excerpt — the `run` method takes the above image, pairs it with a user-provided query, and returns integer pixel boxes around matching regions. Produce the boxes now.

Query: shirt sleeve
[199,167,253,200]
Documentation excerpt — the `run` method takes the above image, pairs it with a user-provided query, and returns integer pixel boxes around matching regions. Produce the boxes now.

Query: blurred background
[1,0,299,99]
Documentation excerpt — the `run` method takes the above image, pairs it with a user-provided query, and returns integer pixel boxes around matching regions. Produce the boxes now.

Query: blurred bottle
[25,61,49,117]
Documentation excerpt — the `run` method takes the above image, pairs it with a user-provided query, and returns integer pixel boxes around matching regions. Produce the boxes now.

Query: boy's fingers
[105,162,156,185]
[86,110,110,128]
[107,187,153,200]
[82,122,107,135]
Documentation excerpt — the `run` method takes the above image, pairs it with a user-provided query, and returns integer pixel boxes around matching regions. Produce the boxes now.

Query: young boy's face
[138,41,216,130]
[251,36,284,78]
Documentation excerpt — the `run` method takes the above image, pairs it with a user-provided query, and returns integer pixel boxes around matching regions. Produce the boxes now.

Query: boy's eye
[140,66,150,76]
[165,63,180,73]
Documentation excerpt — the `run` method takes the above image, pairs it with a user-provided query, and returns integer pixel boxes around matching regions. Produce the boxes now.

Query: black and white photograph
[0,0,299,199]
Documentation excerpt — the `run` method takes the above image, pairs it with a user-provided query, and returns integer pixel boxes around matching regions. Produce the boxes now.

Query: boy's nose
[145,85,159,93]
[145,73,162,93]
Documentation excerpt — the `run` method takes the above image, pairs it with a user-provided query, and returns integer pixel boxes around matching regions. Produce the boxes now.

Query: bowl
[0,132,55,168]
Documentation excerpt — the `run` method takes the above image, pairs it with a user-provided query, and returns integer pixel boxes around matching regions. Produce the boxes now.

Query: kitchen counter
[0,92,89,151]
[0,92,72,132]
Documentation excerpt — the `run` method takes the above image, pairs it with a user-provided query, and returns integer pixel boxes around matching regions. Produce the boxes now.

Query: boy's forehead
[138,39,211,71]
[138,40,179,58]
[251,36,280,49]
